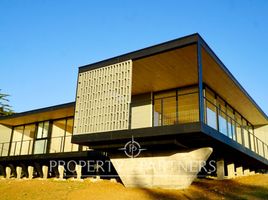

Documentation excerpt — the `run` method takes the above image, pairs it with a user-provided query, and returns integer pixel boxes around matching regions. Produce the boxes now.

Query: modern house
[0,33,267,189]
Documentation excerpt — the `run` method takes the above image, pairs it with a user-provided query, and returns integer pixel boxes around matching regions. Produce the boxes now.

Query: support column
[42,165,48,179]
[236,166,243,177]
[28,166,34,179]
[16,166,22,179]
[227,163,235,179]
[5,166,11,179]
[58,165,65,180]
[250,170,255,175]
[243,169,250,176]
[75,164,82,180]
[216,159,225,180]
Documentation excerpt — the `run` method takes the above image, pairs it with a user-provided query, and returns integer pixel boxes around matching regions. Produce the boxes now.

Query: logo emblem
[119,136,146,158]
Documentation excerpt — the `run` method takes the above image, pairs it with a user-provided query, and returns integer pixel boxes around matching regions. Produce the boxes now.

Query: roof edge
[198,35,268,122]
[0,102,75,121]
[79,33,199,73]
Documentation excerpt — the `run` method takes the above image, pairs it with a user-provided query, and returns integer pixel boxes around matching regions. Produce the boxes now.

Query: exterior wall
[0,124,12,156]
[254,125,268,146]
[74,60,133,135]
[130,93,152,129]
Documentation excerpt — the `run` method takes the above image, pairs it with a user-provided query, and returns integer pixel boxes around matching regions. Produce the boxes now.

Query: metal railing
[204,97,268,160]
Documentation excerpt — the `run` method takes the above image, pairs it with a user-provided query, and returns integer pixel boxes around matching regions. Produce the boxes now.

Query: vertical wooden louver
[74,60,132,134]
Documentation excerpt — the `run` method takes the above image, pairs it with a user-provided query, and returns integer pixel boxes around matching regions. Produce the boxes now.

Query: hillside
[0,174,267,200]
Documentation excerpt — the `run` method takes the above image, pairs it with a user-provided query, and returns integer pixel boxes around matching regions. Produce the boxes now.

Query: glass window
[235,112,243,145]
[178,91,199,124]
[37,121,49,139]
[50,119,65,153]
[226,106,235,140]
[64,118,78,152]
[242,119,249,148]
[205,88,217,129]
[37,123,43,138]
[153,99,162,127]
[206,101,217,130]
[0,125,12,157]
[21,124,35,155]
[34,140,47,154]
[153,87,199,126]
[10,126,24,156]
[162,97,177,126]
[217,97,227,136]
[34,121,49,154]
[43,121,49,138]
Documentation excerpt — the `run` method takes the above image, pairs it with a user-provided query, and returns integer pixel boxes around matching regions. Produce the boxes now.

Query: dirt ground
[0,174,267,200]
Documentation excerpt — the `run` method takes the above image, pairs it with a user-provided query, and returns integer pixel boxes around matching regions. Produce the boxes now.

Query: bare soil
[0,174,267,200]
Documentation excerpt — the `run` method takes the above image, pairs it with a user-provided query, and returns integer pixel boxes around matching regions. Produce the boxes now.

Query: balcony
[73,85,268,163]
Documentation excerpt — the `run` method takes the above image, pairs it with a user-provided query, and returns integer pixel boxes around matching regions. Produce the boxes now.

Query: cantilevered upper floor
[72,33,268,166]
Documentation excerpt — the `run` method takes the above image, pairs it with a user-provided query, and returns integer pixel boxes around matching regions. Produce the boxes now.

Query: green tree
[0,89,13,116]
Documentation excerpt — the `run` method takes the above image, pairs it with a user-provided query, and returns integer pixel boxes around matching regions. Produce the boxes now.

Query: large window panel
[34,140,47,154]
[64,118,78,152]
[205,88,217,129]
[153,99,162,127]
[50,119,65,153]
[206,101,217,130]
[10,126,24,156]
[162,97,177,126]
[34,121,49,154]
[0,125,12,157]
[227,106,235,140]
[21,124,35,155]
[235,112,243,145]
[217,97,228,136]
[178,89,199,124]
[242,119,249,148]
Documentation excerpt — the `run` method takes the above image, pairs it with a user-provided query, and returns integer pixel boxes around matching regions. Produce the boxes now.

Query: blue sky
[0,0,268,115]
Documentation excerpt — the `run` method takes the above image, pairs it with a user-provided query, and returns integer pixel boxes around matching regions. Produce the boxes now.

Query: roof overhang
[77,33,268,126]
[0,102,75,126]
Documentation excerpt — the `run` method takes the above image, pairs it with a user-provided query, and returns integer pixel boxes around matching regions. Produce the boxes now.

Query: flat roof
[0,102,75,126]
[78,33,268,125]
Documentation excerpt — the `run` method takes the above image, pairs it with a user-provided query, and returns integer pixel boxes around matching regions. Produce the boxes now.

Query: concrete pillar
[42,165,48,179]
[236,166,243,177]
[28,166,34,179]
[227,163,235,179]
[244,169,250,176]
[75,164,82,180]
[111,147,213,189]
[110,178,117,183]
[216,160,225,180]
[16,166,22,179]
[58,165,65,180]
[250,170,255,175]
[5,166,11,179]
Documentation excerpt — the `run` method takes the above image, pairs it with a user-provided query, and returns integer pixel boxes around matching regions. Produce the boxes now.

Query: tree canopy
[0,89,13,116]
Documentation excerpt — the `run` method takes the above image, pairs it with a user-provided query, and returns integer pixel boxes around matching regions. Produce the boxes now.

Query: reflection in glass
[50,119,65,153]
[34,140,47,154]
[21,124,35,155]
[10,126,24,156]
